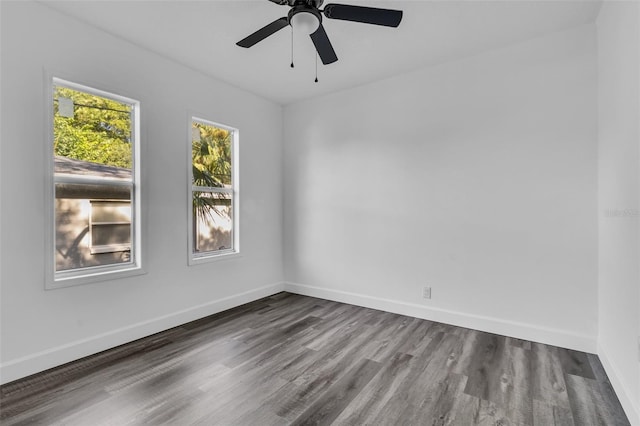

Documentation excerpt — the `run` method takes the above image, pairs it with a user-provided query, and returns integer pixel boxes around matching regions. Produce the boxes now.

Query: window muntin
[189,118,238,262]
[49,78,141,285]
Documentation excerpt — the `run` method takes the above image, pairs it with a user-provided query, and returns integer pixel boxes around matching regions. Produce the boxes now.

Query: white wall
[0,1,284,383]
[596,1,640,423]
[284,25,599,352]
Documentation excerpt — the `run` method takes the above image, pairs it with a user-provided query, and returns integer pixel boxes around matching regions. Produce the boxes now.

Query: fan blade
[323,3,403,27]
[236,17,289,48]
[310,24,338,65]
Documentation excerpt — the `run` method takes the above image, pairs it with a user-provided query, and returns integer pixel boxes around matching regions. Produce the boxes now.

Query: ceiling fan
[236,0,403,65]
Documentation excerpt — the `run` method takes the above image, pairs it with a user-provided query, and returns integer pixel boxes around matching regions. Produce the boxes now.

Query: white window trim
[187,116,240,266]
[45,76,145,289]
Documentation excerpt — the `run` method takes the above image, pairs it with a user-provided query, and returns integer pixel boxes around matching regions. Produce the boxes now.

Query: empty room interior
[0,0,639,424]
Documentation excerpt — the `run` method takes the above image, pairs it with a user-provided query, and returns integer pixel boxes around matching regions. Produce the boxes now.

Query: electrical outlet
[422,286,431,299]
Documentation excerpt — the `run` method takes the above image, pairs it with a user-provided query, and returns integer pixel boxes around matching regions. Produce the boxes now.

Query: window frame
[187,116,240,265]
[45,76,144,289]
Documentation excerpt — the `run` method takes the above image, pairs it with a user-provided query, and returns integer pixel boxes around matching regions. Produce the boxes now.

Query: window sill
[188,250,242,266]
[47,265,146,290]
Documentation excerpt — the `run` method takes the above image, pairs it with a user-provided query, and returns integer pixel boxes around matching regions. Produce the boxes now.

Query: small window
[188,118,238,264]
[89,200,131,254]
[47,78,142,287]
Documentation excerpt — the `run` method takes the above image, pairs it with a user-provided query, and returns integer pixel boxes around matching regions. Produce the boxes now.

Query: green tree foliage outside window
[54,86,132,169]
[192,123,232,187]
[192,122,232,225]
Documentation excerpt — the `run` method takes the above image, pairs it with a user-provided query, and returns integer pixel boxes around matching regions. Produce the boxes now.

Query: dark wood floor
[0,292,630,425]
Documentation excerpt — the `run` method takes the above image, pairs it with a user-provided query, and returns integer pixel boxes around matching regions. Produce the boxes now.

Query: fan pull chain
[290,26,294,68]
[315,53,318,83]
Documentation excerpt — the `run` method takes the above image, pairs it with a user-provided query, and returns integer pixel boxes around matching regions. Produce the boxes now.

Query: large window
[188,118,238,264]
[47,78,142,288]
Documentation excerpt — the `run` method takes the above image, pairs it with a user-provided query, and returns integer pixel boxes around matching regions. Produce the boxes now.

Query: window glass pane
[192,191,233,254]
[52,81,137,280]
[54,86,132,178]
[192,122,232,187]
[190,118,236,261]
[54,179,132,270]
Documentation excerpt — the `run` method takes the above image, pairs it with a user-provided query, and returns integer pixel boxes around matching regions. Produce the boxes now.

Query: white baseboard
[0,282,285,385]
[1,281,600,387]
[284,282,597,353]
[598,344,640,426]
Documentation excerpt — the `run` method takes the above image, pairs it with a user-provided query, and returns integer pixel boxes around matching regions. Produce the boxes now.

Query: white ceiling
[42,0,602,105]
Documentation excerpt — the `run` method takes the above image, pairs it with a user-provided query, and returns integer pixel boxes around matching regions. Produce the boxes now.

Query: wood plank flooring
[0,292,630,425]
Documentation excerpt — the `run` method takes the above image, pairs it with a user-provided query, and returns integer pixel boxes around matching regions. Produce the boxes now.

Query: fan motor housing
[289,0,324,7]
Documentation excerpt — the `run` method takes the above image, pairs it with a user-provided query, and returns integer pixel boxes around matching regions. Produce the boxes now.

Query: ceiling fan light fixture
[290,10,320,35]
